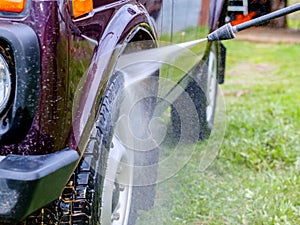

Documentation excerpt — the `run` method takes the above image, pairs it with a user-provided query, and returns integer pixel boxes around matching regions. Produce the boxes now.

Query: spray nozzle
[207,23,236,41]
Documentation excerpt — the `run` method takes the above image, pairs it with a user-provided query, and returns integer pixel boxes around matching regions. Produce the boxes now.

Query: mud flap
[218,42,226,84]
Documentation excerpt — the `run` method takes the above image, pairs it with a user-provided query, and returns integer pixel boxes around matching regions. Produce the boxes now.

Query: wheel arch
[73,3,158,153]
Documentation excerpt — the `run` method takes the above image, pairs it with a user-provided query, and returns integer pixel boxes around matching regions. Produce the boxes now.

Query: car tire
[96,71,159,225]
[94,71,133,225]
[65,71,157,225]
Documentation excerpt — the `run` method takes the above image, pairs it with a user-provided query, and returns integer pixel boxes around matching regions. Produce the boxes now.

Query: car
[0,0,227,224]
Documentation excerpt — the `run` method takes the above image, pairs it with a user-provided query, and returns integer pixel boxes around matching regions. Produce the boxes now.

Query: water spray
[207,3,300,41]
[117,2,300,118]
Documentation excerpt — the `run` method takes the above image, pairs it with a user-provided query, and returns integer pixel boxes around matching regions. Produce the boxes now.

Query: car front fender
[72,3,157,151]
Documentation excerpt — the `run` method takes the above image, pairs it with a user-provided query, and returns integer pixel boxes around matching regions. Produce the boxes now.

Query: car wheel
[100,131,134,225]
[96,72,133,225]
[96,70,159,225]
[171,42,219,141]
[74,71,154,225]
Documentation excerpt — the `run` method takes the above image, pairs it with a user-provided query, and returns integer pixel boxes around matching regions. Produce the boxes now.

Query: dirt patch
[222,89,251,97]
[236,27,300,44]
[223,61,279,97]
[227,62,277,77]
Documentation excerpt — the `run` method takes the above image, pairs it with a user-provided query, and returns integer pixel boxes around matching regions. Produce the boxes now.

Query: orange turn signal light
[0,0,26,13]
[69,0,93,18]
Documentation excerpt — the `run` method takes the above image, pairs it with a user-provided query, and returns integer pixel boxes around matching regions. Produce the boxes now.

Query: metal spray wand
[207,3,300,41]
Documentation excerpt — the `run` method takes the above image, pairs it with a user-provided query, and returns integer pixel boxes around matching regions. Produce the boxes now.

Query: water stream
[116,38,208,121]
[115,37,213,178]
[116,38,208,87]
[112,37,226,224]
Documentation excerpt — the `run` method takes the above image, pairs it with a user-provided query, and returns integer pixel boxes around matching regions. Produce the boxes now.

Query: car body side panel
[210,0,227,30]
[0,0,157,155]
[153,0,226,42]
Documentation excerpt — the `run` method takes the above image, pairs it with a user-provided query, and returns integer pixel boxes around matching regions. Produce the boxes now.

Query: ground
[235,26,300,43]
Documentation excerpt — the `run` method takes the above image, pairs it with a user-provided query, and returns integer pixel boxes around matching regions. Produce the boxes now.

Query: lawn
[288,0,300,29]
[137,40,300,224]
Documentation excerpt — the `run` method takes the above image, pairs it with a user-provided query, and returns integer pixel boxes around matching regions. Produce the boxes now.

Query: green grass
[137,40,300,224]
[287,0,300,29]
[223,41,300,170]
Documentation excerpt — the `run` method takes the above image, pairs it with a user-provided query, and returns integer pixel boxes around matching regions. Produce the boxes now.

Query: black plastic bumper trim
[0,22,40,144]
[0,149,79,222]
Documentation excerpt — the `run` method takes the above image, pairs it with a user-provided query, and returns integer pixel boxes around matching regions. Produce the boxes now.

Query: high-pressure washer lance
[207,3,300,41]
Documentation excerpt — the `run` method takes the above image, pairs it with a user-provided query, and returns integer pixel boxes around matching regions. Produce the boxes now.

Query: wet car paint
[0,1,156,155]
[0,0,227,222]
[0,0,225,155]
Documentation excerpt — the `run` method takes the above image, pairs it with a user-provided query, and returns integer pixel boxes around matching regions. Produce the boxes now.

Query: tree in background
[269,0,287,28]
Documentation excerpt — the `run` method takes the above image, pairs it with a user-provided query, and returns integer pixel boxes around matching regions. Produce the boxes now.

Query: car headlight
[0,53,11,113]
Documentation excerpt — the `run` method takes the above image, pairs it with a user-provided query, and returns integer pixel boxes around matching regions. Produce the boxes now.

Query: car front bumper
[0,149,79,222]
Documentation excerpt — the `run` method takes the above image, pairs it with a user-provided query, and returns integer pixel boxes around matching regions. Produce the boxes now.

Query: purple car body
[0,0,226,223]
